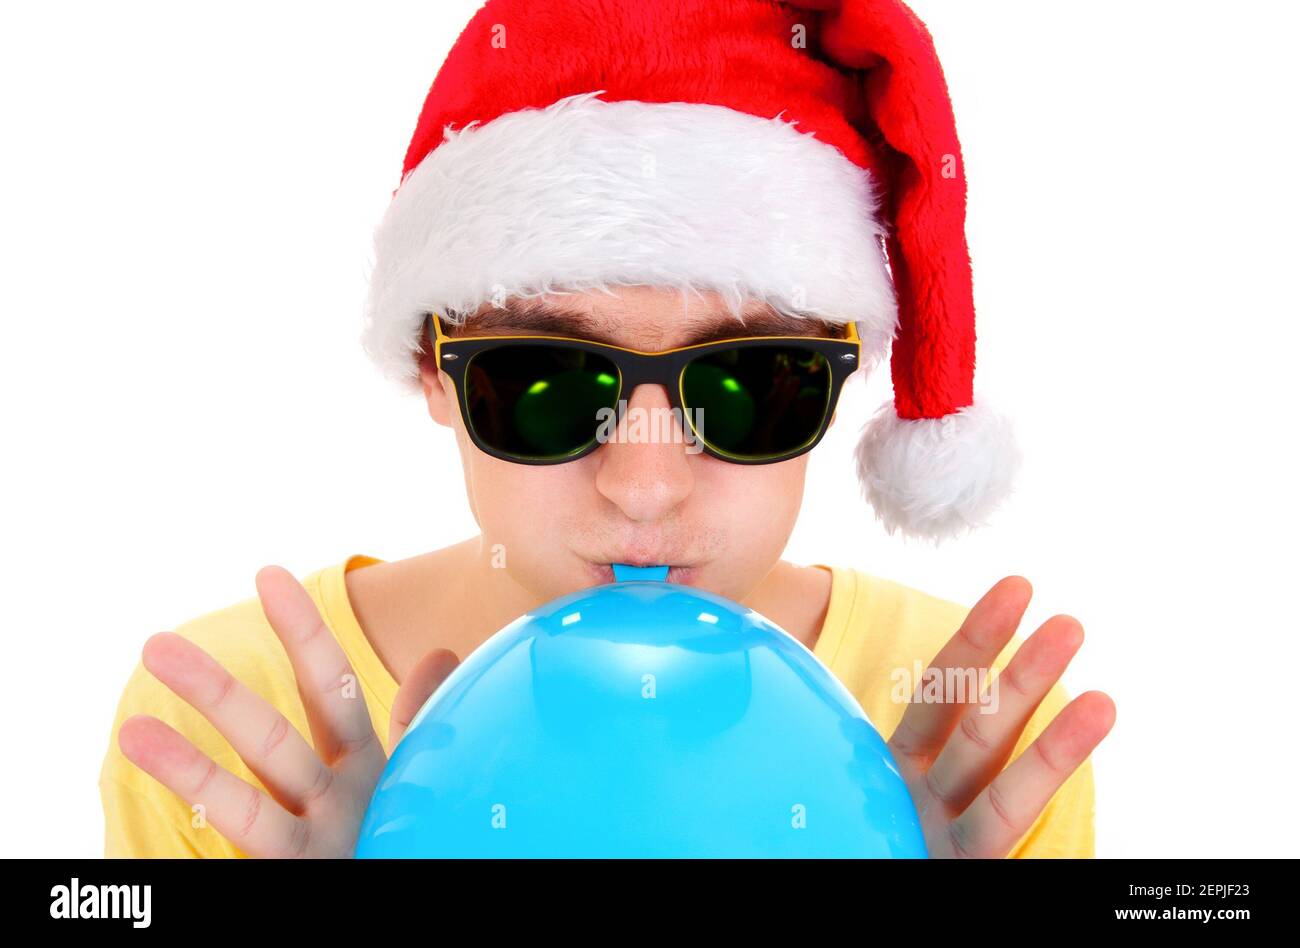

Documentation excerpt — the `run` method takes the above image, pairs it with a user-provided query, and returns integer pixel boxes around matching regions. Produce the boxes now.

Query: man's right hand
[117,565,459,858]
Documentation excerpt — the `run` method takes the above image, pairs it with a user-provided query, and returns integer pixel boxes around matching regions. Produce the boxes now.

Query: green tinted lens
[464,344,621,460]
[681,345,832,459]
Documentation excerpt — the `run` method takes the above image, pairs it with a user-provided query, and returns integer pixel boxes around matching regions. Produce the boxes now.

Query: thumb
[387,648,460,753]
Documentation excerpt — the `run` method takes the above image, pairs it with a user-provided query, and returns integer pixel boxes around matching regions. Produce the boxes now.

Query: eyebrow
[448,299,833,346]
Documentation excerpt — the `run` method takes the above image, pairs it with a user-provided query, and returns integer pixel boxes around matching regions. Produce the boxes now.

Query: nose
[593,382,696,522]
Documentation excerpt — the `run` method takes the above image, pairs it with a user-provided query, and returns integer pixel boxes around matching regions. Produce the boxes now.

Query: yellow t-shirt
[99,555,1095,858]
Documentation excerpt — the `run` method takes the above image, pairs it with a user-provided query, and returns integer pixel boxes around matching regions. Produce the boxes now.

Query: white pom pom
[855,399,1021,542]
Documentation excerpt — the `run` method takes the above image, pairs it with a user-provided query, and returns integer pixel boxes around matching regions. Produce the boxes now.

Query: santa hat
[361,0,1020,542]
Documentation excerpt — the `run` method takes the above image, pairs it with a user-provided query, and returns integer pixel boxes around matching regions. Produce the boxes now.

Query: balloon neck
[611,563,670,583]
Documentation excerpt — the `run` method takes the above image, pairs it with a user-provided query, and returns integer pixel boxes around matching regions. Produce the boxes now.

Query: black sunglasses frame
[425,313,862,466]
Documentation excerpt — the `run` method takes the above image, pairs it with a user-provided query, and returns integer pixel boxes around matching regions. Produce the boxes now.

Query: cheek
[451,434,809,601]
[676,449,806,592]
[461,448,595,577]
[694,455,809,583]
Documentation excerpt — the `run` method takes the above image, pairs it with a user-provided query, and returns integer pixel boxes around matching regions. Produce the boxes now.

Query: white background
[2,1,1296,858]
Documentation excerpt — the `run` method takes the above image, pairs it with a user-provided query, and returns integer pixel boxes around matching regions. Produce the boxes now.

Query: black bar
[5,857,1288,932]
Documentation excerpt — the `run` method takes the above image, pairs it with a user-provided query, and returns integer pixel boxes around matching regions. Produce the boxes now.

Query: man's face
[418,285,838,603]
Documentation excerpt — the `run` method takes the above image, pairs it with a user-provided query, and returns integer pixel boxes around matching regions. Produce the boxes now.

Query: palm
[886,577,1116,858]
[118,565,458,858]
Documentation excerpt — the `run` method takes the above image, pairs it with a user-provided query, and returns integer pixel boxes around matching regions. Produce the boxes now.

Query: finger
[141,631,334,814]
[388,649,460,752]
[889,576,1033,769]
[946,690,1117,859]
[923,615,1085,815]
[255,565,384,775]
[118,714,310,858]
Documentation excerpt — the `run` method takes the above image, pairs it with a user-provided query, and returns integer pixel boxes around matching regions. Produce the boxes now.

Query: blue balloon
[354,565,927,857]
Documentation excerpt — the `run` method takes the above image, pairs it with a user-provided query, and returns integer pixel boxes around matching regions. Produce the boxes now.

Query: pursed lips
[583,558,699,586]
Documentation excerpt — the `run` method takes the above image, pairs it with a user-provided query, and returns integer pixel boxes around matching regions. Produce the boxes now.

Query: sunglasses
[427,313,860,465]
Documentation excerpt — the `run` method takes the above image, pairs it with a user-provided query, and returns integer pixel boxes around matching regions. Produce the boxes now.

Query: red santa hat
[361,0,1020,542]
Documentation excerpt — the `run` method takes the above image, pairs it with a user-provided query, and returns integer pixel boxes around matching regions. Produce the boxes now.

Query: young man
[100,0,1116,858]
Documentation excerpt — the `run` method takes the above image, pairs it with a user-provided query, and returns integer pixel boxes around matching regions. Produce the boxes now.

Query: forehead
[452,287,835,349]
